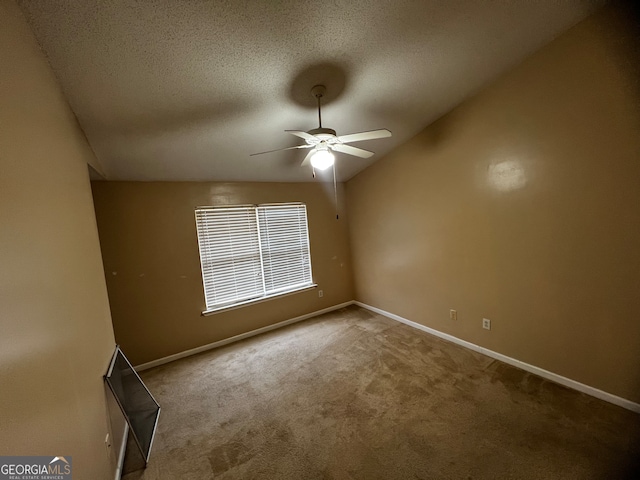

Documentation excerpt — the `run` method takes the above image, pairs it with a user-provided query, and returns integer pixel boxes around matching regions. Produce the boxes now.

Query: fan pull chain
[317,94,322,128]
[333,161,339,220]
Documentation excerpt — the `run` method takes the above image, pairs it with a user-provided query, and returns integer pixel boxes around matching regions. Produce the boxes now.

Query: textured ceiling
[17,0,603,182]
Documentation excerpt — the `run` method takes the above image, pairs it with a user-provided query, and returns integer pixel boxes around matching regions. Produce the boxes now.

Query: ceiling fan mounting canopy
[250,84,392,167]
[310,84,327,99]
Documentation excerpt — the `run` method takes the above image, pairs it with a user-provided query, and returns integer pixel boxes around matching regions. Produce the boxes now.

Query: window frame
[195,202,316,315]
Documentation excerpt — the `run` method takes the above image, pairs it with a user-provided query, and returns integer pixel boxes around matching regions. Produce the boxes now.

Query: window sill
[201,284,317,316]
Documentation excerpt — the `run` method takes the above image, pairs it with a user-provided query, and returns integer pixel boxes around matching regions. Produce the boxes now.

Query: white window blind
[195,206,263,309]
[195,203,313,313]
[257,204,312,295]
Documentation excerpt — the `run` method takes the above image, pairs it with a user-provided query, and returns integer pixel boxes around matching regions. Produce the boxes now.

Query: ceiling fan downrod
[311,84,326,129]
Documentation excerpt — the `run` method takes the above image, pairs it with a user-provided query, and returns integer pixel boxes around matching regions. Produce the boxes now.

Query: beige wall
[0,1,119,478]
[91,181,354,366]
[346,5,640,403]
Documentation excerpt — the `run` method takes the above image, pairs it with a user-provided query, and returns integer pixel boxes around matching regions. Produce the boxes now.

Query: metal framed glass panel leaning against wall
[195,203,315,314]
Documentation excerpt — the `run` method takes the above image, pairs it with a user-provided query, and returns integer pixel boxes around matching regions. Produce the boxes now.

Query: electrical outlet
[318,290,323,298]
[482,318,491,330]
[449,309,457,321]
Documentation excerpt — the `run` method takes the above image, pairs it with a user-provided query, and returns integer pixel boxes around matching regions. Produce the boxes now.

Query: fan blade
[301,149,315,167]
[285,130,317,142]
[331,144,374,158]
[250,144,313,156]
[337,129,392,144]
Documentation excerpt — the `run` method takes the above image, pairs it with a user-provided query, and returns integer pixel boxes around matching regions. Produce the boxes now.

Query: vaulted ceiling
[17,0,603,182]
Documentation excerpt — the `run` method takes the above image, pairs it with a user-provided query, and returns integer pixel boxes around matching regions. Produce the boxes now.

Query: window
[195,203,314,314]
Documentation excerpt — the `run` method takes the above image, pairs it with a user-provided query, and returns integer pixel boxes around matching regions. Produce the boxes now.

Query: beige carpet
[123,305,639,479]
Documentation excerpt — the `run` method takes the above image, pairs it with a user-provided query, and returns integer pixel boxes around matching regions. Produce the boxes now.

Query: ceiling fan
[251,85,392,172]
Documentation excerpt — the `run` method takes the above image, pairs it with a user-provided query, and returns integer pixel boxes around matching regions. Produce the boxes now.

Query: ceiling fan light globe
[310,150,335,171]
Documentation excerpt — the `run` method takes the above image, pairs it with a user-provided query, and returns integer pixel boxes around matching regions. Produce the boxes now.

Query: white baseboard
[135,301,355,372]
[114,423,128,480]
[355,301,640,414]
[134,299,640,413]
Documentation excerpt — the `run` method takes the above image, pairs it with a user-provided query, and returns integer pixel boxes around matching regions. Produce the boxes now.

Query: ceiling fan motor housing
[307,127,337,142]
